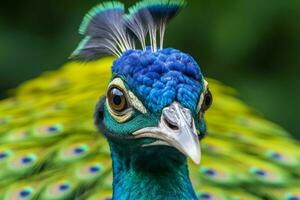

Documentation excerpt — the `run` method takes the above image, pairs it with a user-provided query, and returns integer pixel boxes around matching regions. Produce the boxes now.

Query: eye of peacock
[201,89,213,111]
[108,86,128,113]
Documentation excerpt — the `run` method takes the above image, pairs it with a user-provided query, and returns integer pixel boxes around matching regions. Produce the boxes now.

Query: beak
[132,102,201,164]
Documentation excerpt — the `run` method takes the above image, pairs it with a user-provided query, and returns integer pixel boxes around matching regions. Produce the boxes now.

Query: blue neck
[109,142,197,200]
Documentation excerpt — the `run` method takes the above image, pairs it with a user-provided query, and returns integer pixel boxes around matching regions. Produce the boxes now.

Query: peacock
[0,0,299,199]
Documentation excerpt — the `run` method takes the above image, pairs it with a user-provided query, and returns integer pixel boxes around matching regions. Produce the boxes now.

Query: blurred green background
[0,0,299,138]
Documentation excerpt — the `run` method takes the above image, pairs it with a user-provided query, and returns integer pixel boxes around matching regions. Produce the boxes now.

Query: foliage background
[0,0,299,138]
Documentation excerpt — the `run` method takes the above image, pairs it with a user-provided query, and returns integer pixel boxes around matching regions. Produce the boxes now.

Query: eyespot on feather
[4,186,35,200]
[32,123,64,138]
[41,179,75,199]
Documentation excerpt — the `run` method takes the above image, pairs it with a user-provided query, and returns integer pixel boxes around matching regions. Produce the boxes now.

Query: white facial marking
[197,79,208,113]
[107,78,147,123]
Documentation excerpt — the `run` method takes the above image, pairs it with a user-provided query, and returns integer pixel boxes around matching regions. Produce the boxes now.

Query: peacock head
[95,48,212,164]
[72,0,212,164]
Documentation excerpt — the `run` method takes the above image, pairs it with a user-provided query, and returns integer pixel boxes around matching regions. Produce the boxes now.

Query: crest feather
[140,0,186,51]
[71,0,186,61]
[71,1,134,60]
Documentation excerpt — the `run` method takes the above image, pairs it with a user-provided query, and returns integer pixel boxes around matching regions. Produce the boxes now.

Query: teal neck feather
[109,141,197,200]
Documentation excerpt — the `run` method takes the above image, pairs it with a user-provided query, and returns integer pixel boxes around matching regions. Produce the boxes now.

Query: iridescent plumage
[0,0,299,199]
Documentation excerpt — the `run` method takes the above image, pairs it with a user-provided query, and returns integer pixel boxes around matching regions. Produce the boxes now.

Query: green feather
[0,45,299,198]
[79,1,125,35]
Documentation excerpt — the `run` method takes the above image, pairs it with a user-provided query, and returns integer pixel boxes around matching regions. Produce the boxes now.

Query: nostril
[164,118,179,131]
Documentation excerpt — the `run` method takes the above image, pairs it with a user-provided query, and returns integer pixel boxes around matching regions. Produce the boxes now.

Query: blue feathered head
[72,0,212,165]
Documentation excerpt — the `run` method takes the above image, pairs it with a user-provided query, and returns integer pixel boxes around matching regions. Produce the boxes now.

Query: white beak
[132,102,201,164]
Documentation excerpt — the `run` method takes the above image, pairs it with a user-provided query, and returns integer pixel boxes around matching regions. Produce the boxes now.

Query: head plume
[71,0,186,60]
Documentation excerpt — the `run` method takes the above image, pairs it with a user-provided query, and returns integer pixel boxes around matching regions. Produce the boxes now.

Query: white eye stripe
[197,79,208,113]
[108,78,147,115]
[128,91,147,114]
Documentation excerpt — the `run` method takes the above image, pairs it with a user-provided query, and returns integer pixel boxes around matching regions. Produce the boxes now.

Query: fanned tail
[1,58,299,199]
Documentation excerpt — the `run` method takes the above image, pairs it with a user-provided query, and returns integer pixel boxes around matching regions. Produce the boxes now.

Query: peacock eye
[201,89,213,111]
[108,86,128,113]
